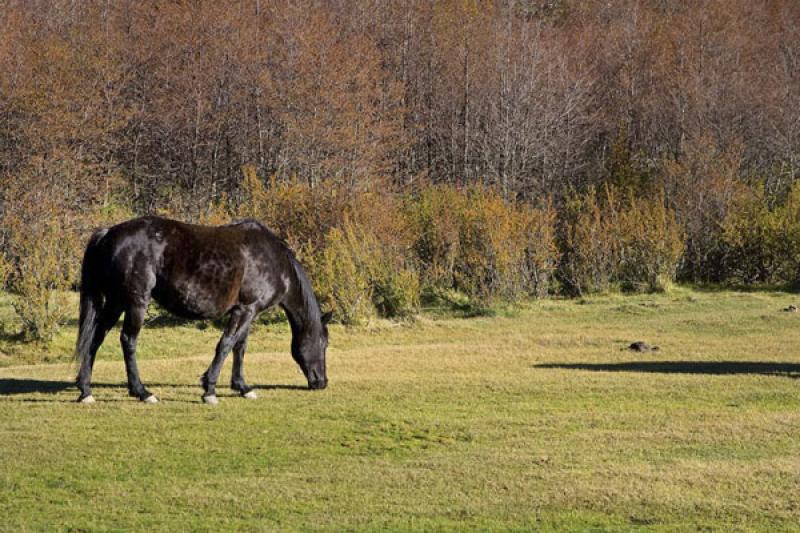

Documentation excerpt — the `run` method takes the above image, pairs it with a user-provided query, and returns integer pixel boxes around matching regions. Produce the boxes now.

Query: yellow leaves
[316,224,376,326]
[562,185,684,294]
[721,180,800,284]
[410,185,558,304]
[238,165,269,220]
[2,176,80,342]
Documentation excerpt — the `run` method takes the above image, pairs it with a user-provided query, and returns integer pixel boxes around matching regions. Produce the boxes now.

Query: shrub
[720,185,782,284]
[237,169,422,323]
[456,187,530,303]
[721,181,800,287]
[372,267,420,320]
[1,192,79,342]
[779,183,800,286]
[660,136,743,283]
[407,186,464,291]
[197,192,234,227]
[559,186,684,295]
[559,188,616,295]
[238,168,354,255]
[522,202,559,298]
[0,253,10,291]
[315,219,420,325]
[226,170,561,318]
[351,192,420,319]
[408,185,558,305]
[614,188,685,292]
[315,224,374,326]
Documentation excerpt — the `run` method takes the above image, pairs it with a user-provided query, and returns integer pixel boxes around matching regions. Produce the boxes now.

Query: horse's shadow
[0,378,308,397]
[535,361,800,379]
[0,379,76,395]
[255,384,308,391]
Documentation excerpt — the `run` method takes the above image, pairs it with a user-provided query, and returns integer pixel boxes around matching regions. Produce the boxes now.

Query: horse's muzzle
[308,378,328,390]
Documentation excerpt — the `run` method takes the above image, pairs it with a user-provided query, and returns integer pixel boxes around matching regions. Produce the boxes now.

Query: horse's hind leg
[230,327,256,399]
[120,299,157,403]
[76,303,123,402]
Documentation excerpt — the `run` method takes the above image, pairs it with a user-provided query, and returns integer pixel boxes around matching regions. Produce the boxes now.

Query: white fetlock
[242,390,258,400]
[143,395,159,404]
[79,395,96,404]
[202,395,219,405]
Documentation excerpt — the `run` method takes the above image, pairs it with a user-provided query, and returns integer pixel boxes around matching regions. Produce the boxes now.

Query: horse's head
[291,310,332,390]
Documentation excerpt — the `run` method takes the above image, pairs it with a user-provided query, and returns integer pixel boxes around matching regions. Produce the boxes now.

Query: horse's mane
[286,248,322,328]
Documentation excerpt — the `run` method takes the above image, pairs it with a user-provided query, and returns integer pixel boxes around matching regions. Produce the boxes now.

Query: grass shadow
[0,379,179,395]
[0,378,310,396]
[255,384,309,391]
[535,361,800,379]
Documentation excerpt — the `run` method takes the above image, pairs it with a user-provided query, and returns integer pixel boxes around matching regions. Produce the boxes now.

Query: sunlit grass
[1,287,799,530]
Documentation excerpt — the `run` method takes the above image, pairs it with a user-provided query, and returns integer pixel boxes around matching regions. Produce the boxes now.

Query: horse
[74,215,331,404]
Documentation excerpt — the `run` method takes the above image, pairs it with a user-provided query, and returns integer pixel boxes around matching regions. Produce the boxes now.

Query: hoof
[202,395,219,405]
[142,395,159,404]
[79,395,96,404]
[242,390,258,400]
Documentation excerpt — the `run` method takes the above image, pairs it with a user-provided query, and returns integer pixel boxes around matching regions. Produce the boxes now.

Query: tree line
[2,1,798,203]
[1,0,800,341]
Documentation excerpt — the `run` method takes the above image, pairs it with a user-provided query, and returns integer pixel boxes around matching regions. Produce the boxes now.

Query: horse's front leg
[202,307,254,404]
[120,299,158,403]
[230,329,256,399]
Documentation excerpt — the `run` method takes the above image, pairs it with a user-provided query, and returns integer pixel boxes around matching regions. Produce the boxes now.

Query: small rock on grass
[628,341,659,352]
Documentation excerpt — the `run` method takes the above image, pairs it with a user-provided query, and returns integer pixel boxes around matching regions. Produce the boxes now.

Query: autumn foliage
[1,1,800,338]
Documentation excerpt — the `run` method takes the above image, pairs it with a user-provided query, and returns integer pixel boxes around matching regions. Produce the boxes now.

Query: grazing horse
[75,216,331,404]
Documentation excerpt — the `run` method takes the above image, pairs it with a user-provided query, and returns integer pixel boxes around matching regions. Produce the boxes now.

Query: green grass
[1,287,800,531]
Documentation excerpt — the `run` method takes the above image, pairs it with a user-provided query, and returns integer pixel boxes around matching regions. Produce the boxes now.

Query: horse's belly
[153,275,239,319]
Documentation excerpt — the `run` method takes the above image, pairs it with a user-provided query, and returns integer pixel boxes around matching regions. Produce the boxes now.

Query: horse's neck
[281,275,315,336]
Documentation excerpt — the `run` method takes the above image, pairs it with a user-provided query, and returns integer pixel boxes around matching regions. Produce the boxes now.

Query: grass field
[1,288,800,531]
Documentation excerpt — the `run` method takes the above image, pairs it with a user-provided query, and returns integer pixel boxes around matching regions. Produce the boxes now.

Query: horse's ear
[321,311,333,325]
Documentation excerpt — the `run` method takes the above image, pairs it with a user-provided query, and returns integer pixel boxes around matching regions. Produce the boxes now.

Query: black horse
[75,216,330,404]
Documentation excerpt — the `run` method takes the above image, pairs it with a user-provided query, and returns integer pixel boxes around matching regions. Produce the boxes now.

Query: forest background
[2,0,800,342]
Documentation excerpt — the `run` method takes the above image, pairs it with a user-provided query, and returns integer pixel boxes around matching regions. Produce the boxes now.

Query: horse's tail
[75,228,109,370]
